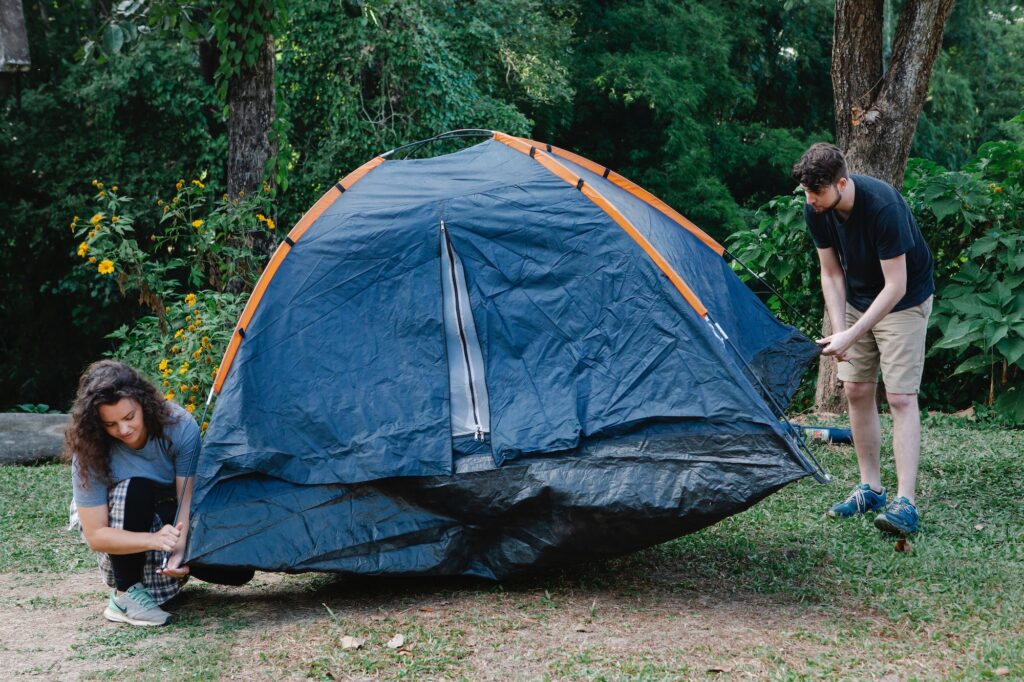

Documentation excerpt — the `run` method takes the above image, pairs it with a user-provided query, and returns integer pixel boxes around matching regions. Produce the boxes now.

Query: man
[793,143,934,536]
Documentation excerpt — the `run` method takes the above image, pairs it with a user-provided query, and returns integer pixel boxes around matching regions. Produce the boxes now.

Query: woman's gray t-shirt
[71,401,200,507]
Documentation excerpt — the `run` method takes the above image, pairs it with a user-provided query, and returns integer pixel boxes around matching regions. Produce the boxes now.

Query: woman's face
[98,398,148,450]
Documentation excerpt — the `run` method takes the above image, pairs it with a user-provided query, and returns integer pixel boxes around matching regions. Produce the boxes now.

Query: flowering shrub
[69,176,278,417]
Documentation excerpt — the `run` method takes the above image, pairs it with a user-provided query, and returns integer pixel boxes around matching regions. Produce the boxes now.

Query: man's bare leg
[886,392,920,504]
[845,381,883,491]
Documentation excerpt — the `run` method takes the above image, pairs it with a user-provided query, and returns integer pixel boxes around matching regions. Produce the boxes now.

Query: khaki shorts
[838,296,933,394]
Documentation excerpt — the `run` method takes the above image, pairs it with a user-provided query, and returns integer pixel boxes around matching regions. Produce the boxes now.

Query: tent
[185,130,826,579]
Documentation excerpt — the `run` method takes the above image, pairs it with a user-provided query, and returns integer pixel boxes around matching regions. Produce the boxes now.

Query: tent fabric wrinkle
[188,132,823,579]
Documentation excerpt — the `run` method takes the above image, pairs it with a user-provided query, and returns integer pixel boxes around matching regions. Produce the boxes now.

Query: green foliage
[565,0,834,240]
[64,178,272,412]
[904,128,1024,420]
[275,0,574,218]
[726,191,819,336]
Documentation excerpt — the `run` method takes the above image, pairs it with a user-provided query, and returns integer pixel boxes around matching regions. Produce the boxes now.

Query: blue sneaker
[874,497,919,536]
[827,483,887,518]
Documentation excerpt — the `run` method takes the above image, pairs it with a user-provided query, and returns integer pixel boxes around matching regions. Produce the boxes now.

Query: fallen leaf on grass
[419,607,434,612]
[397,649,412,657]
[386,634,405,649]
[894,539,912,553]
[994,667,1010,676]
[974,524,986,531]
[340,636,364,650]
[707,666,733,673]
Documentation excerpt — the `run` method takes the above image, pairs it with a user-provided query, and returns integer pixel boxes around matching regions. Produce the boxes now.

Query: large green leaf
[996,336,1024,367]
[953,354,996,376]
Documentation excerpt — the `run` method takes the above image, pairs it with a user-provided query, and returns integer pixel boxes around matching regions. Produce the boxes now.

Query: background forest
[1,0,1022,419]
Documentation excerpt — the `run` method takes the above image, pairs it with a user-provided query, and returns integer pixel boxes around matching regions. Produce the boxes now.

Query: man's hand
[817,328,858,362]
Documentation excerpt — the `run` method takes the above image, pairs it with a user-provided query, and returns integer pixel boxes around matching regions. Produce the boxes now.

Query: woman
[65,360,252,626]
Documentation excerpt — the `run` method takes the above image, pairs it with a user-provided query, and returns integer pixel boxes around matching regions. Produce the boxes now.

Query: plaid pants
[94,478,187,605]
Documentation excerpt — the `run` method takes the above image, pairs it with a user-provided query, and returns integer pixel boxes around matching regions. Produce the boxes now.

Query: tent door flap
[441,220,490,440]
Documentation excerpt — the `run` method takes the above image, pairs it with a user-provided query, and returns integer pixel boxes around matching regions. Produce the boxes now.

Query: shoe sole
[103,606,169,627]
[874,516,916,537]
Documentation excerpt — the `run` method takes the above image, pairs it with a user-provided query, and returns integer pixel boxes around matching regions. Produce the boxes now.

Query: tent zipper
[441,220,485,441]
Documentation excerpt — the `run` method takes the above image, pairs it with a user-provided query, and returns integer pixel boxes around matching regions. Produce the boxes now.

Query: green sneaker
[874,497,920,536]
[103,583,171,626]
[827,483,887,518]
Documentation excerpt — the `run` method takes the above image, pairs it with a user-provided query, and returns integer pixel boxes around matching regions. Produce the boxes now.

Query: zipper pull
[475,426,484,442]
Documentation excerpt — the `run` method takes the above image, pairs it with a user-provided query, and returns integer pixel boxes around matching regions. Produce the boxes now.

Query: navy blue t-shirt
[806,174,934,312]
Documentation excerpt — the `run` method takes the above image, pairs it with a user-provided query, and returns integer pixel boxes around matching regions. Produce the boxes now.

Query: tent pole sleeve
[510,135,725,256]
[493,132,709,319]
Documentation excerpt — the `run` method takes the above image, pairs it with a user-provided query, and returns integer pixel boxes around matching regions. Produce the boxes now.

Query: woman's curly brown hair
[64,360,176,488]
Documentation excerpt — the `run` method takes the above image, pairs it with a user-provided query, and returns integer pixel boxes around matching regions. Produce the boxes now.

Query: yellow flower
[91,179,99,186]
[184,293,197,307]
[111,186,118,192]
[201,421,209,432]
[157,199,164,206]
[192,219,204,229]
[174,329,184,339]
[111,216,119,223]
[98,190,105,197]
[210,368,218,378]
[994,186,1003,194]
[176,179,184,191]
[77,242,89,258]
[163,380,170,387]
[159,359,169,371]
[149,235,156,241]
[192,349,201,360]
[222,193,229,201]
[179,384,188,393]
[88,256,96,264]
[97,260,115,275]
[96,182,104,190]
[192,179,205,189]
[163,206,169,213]
[191,384,199,393]
[185,404,195,413]
[161,369,171,378]
[178,362,190,374]
[188,324,196,332]
[165,391,175,400]
[89,213,103,226]
[164,306,171,313]
[171,345,179,354]
[265,218,275,230]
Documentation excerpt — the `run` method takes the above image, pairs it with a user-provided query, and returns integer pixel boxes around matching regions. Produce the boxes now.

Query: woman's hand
[159,553,190,578]
[151,522,183,552]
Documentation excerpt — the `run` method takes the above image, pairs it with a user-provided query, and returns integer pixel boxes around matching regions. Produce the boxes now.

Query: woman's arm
[160,476,193,577]
[78,503,182,555]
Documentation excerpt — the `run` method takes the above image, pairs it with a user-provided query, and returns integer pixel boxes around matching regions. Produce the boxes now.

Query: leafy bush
[67,177,276,418]
[905,132,1024,422]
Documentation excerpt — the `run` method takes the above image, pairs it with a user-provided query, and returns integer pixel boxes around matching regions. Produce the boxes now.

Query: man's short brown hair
[792,143,848,192]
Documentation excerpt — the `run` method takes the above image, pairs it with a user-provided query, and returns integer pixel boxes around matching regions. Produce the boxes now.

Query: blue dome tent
[184,130,827,579]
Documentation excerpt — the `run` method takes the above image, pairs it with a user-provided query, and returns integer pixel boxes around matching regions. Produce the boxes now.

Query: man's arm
[819,254,908,358]
[817,246,847,333]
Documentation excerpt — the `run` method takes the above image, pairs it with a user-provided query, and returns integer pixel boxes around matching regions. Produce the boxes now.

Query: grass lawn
[0,414,1021,680]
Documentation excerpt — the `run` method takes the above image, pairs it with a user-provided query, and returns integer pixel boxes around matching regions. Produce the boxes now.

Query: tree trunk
[227,32,275,199]
[814,0,955,413]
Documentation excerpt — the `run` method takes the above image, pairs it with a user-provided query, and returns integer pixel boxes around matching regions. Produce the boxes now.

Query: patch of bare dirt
[0,571,955,680]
